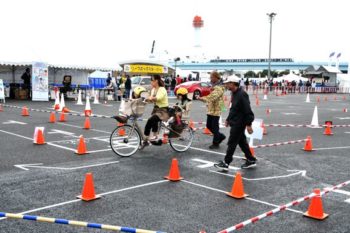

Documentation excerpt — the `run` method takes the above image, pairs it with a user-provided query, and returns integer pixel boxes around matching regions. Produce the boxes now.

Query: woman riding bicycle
[140,74,169,148]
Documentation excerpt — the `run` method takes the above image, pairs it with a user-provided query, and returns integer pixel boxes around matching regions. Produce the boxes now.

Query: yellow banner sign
[124,64,168,74]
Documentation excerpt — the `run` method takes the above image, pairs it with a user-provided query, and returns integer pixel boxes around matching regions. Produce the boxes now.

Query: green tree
[245,71,256,77]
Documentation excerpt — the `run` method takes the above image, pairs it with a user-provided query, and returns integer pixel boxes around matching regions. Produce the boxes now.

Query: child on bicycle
[174,87,192,121]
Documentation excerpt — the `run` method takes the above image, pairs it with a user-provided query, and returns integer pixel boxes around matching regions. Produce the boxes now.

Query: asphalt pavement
[0,91,349,233]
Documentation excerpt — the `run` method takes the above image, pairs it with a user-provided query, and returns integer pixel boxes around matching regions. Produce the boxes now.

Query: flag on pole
[336,53,341,58]
[329,52,335,57]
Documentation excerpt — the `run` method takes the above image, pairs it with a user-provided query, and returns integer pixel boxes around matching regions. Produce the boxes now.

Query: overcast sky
[0,0,349,68]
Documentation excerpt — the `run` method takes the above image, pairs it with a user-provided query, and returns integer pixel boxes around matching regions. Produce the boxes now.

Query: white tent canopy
[88,70,111,79]
[274,73,308,82]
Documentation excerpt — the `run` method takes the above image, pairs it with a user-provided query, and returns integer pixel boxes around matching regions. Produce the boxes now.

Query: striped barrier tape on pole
[252,139,307,149]
[2,104,147,121]
[217,179,350,233]
[3,104,350,128]
[0,212,166,233]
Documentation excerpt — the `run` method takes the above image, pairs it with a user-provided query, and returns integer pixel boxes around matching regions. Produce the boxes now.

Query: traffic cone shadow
[164,158,183,181]
[77,173,101,201]
[303,189,328,220]
[75,135,89,155]
[227,172,248,199]
[83,117,91,130]
[302,136,315,151]
[49,112,56,123]
[22,106,29,116]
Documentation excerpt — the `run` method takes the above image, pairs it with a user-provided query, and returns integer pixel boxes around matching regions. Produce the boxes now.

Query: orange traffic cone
[262,123,267,135]
[75,135,88,155]
[0,104,3,112]
[255,98,260,106]
[227,172,248,199]
[83,117,91,130]
[59,112,66,122]
[343,108,348,113]
[22,106,29,116]
[189,119,194,129]
[77,173,101,201]
[162,133,168,144]
[34,129,46,145]
[49,112,56,123]
[266,108,271,115]
[323,123,333,136]
[164,158,183,181]
[203,127,212,135]
[117,122,125,136]
[249,146,255,157]
[62,107,70,113]
[304,189,328,220]
[303,136,314,151]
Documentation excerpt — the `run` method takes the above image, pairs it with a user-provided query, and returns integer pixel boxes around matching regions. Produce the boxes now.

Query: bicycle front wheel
[110,124,141,157]
[169,126,194,152]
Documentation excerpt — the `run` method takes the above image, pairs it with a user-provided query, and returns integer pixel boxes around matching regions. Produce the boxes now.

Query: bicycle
[110,98,194,157]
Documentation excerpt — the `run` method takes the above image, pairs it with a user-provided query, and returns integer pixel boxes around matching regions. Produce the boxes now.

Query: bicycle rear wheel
[168,125,194,152]
[110,124,141,157]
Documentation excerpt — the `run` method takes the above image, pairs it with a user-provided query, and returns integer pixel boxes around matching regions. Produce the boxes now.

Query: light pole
[174,57,180,78]
[267,12,276,80]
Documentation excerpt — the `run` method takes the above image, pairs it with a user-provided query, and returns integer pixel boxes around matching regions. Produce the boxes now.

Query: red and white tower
[193,15,204,48]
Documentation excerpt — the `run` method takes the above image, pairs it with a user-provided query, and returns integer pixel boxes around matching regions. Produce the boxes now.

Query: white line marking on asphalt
[14,161,119,171]
[313,146,350,150]
[0,179,168,221]
[336,117,350,120]
[209,169,306,181]
[2,120,27,125]
[57,122,111,134]
[192,158,240,170]
[0,129,76,152]
[88,148,112,153]
[189,146,243,159]
[48,129,76,136]
[47,142,77,152]
[182,180,303,214]
[325,188,350,204]
[0,129,33,140]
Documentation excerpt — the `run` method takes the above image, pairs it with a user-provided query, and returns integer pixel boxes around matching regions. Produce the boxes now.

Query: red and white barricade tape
[265,124,350,128]
[217,180,350,233]
[252,139,306,149]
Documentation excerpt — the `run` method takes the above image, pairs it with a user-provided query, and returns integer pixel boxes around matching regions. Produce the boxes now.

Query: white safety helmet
[223,75,241,84]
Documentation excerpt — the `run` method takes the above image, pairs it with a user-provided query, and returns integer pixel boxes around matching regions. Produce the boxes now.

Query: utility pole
[267,12,277,80]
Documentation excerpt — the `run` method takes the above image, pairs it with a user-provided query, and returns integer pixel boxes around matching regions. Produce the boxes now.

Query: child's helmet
[176,87,188,95]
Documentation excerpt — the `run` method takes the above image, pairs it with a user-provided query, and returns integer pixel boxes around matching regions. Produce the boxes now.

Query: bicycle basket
[118,99,146,117]
[130,99,146,117]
